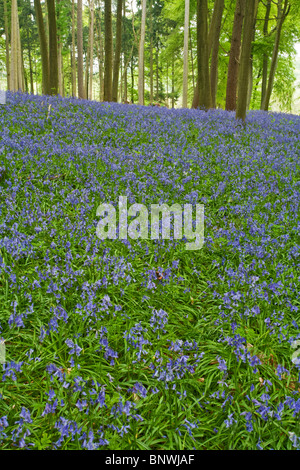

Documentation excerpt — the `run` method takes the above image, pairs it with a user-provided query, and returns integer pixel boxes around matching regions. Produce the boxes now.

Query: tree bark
[262,0,289,111]
[260,0,271,109]
[225,0,245,111]
[112,0,123,102]
[149,0,154,104]
[209,0,224,108]
[10,0,18,91]
[71,0,76,97]
[47,0,59,95]
[88,0,95,100]
[4,0,10,89]
[236,0,257,121]
[34,0,50,95]
[182,0,190,108]
[192,0,211,109]
[104,0,113,101]
[77,0,85,99]
[138,0,147,105]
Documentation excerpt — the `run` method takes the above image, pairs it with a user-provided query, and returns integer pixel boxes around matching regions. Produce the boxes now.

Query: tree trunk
[112,0,122,102]
[71,0,76,97]
[225,0,245,111]
[172,57,175,108]
[131,57,134,103]
[236,0,257,121]
[4,0,10,89]
[260,0,271,109]
[47,0,59,95]
[210,0,224,108]
[262,0,289,111]
[138,0,147,105]
[34,0,50,95]
[192,0,211,109]
[89,0,95,100]
[10,0,18,91]
[77,0,85,98]
[16,8,24,91]
[104,0,113,101]
[189,24,195,93]
[182,0,190,108]
[149,0,154,104]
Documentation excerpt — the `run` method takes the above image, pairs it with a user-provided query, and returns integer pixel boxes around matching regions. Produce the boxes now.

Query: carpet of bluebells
[0,91,300,450]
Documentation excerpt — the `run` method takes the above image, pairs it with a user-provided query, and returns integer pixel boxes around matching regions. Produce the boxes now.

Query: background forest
[0,0,299,115]
[0,0,300,112]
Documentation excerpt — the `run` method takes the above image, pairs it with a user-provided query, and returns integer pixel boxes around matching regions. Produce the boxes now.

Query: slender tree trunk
[189,24,195,93]
[16,8,24,91]
[182,0,190,108]
[210,0,224,108]
[262,0,289,111]
[104,0,113,101]
[149,0,154,104]
[58,39,63,95]
[172,57,175,108]
[34,0,50,95]
[112,0,122,102]
[192,0,211,109]
[10,0,18,91]
[47,0,59,95]
[260,0,271,109]
[131,57,134,103]
[236,0,257,121]
[4,0,10,89]
[88,0,95,100]
[96,3,104,101]
[156,45,159,101]
[71,0,76,97]
[166,60,169,107]
[225,0,245,111]
[77,0,85,98]
[138,0,146,105]
[124,54,128,102]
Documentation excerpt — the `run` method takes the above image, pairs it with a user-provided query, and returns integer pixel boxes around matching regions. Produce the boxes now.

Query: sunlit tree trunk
[260,0,271,109]
[138,0,146,105]
[262,0,289,111]
[16,8,24,91]
[10,0,18,91]
[225,0,245,111]
[77,0,85,98]
[236,0,257,121]
[88,0,95,100]
[209,0,224,108]
[71,0,76,97]
[112,0,122,102]
[149,0,154,104]
[104,0,113,101]
[182,0,190,108]
[4,0,10,89]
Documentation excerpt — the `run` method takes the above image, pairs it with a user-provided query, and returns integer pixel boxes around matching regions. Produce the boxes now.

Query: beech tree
[236,0,258,121]
[182,0,190,108]
[47,0,58,95]
[112,0,123,102]
[226,0,246,111]
[104,0,113,101]
[77,0,85,99]
[138,0,147,105]
[192,0,211,109]
[262,0,290,111]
